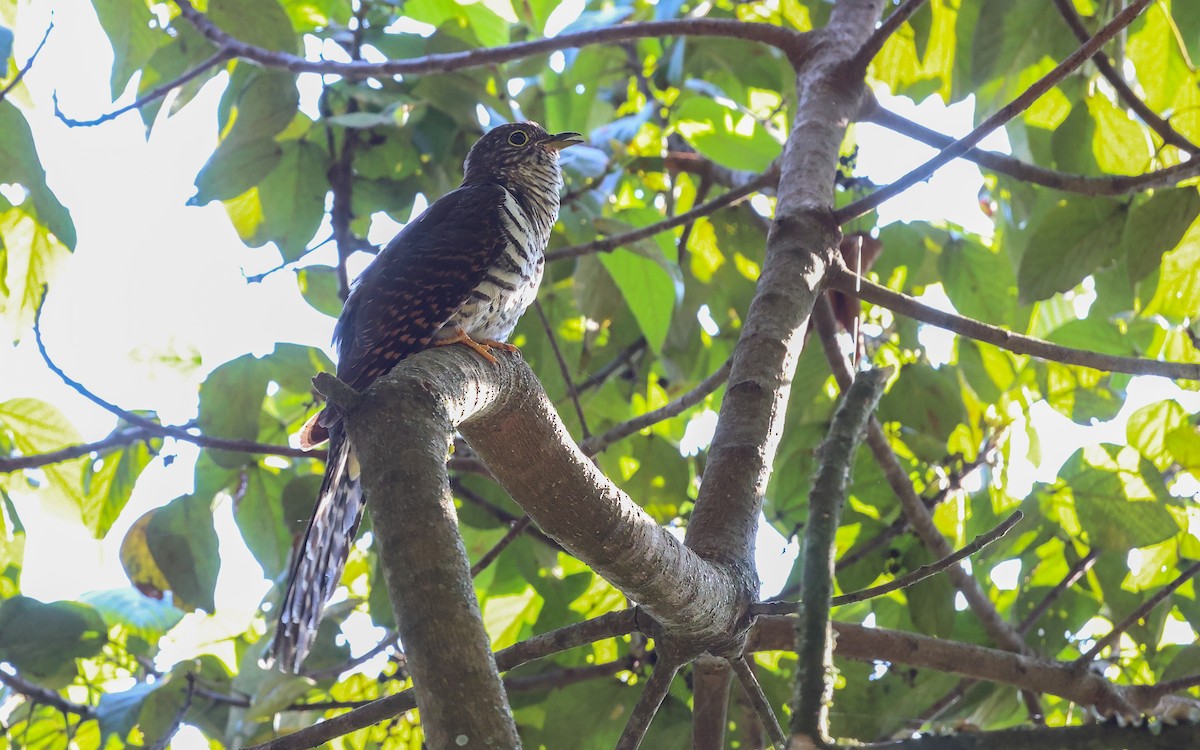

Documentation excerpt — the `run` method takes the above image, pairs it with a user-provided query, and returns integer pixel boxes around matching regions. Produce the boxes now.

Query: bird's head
[462,122,584,190]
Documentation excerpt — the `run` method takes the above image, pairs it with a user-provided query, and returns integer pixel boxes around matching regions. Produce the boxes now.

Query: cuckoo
[267,122,584,671]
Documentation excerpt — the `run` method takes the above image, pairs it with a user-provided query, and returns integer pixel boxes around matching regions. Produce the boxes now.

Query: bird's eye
[508,130,529,146]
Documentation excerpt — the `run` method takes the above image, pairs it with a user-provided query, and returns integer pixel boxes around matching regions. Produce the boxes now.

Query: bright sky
[4,0,1197,680]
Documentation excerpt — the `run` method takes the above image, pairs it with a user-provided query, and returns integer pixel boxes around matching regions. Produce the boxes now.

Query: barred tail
[265,426,365,672]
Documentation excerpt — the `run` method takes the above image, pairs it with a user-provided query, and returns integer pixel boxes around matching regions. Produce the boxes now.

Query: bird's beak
[544,131,585,151]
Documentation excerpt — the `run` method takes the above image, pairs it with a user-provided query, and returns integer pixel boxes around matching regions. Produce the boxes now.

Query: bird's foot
[434,327,517,364]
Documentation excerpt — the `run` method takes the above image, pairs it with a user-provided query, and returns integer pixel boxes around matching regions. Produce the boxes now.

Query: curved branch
[1051,0,1199,154]
[54,48,231,128]
[826,263,1200,381]
[172,0,810,78]
[546,172,774,262]
[0,426,156,473]
[0,20,53,104]
[865,104,1200,195]
[836,0,1154,223]
[0,668,92,718]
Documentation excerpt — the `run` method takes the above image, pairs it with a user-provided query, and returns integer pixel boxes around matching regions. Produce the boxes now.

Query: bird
[266,122,584,672]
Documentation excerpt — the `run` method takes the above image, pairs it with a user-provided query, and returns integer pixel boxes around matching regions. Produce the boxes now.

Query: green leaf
[0,491,25,596]
[145,494,221,612]
[1144,221,1200,320]
[0,397,85,517]
[1063,451,1180,550]
[296,265,344,317]
[136,23,219,127]
[1126,400,1189,470]
[92,0,164,97]
[1087,94,1152,175]
[96,681,160,745]
[193,139,284,206]
[903,546,956,638]
[197,353,271,469]
[236,466,293,578]
[258,140,329,261]
[673,96,781,172]
[80,438,157,538]
[81,587,185,646]
[0,596,107,683]
[209,0,298,53]
[939,237,1017,325]
[1017,197,1127,303]
[599,249,678,353]
[279,0,353,31]
[1122,188,1200,283]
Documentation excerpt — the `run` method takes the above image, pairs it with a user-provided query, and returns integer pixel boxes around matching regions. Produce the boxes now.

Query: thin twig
[172,0,812,77]
[0,20,53,103]
[754,511,1024,615]
[1075,560,1200,665]
[866,104,1200,195]
[546,172,774,262]
[450,478,562,552]
[836,0,1153,223]
[580,358,731,456]
[1050,0,1199,154]
[729,657,787,750]
[54,48,231,127]
[534,299,591,438]
[827,263,1200,381]
[1017,550,1098,636]
[470,516,533,577]
[0,669,93,717]
[0,426,158,473]
[34,291,316,460]
[301,633,399,682]
[615,657,682,750]
[148,673,196,750]
[852,0,928,71]
[574,338,647,394]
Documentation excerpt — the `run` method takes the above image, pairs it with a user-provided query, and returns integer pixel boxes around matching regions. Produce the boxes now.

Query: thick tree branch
[172,0,811,77]
[864,103,1200,195]
[1051,0,1199,154]
[684,0,885,613]
[793,368,888,745]
[827,262,1200,380]
[691,655,733,750]
[836,0,1154,223]
[0,20,52,104]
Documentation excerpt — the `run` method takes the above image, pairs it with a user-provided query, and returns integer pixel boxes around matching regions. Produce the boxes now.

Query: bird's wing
[334,183,512,390]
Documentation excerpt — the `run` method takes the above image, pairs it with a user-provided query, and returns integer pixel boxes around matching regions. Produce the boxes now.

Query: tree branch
[148,673,195,750]
[546,173,773,262]
[1017,550,1098,636]
[0,19,52,104]
[864,103,1200,195]
[615,657,682,750]
[827,262,1200,381]
[54,48,231,128]
[534,298,590,438]
[836,0,1154,223]
[579,357,731,456]
[1050,0,1199,154]
[691,655,732,750]
[792,368,888,745]
[1076,560,1200,665]
[756,510,1023,615]
[172,0,811,78]
[34,293,316,461]
[0,426,158,473]
[0,668,93,718]
[730,656,787,750]
[852,0,928,71]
